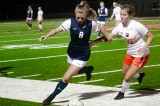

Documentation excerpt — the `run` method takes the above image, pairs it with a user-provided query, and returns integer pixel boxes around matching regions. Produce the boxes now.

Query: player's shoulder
[130,20,143,27]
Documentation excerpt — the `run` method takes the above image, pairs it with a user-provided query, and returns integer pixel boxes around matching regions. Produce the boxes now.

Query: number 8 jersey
[60,18,100,61]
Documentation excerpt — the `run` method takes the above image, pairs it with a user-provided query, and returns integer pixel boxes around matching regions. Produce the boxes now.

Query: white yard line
[0,45,159,63]
[0,72,14,75]
[115,82,139,88]
[48,69,121,81]
[78,79,105,84]
[16,74,42,79]
[0,36,69,42]
[48,64,160,81]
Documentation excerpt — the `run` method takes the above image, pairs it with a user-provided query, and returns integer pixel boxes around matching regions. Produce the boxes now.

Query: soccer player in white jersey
[97,1,108,38]
[37,6,43,31]
[91,4,154,100]
[39,2,111,105]
[26,5,33,29]
[109,2,121,26]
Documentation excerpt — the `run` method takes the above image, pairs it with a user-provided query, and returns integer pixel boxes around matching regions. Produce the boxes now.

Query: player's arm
[109,13,114,21]
[138,31,154,54]
[39,27,63,41]
[31,10,33,19]
[89,29,113,47]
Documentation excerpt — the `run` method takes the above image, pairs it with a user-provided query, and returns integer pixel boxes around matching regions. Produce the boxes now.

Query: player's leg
[26,19,31,28]
[97,23,104,38]
[42,64,82,105]
[38,19,43,31]
[133,54,149,83]
[42,57,86,105]
[114,53,132,100]
[77,65,94,81]
[67,55,93,81]
[114,64,140,100]
[29,20,32,29]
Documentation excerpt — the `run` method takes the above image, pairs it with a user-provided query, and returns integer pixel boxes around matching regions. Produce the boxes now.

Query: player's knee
[122,71,126,76]
[124,76,132,82]
[62,78,69,83]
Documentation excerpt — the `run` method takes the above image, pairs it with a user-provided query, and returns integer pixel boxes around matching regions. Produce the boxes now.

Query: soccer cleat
[85,66,94,81]
[42,96,54,105]
[137,72,145,84]
[114,91,124,100]
[97,36,100,39]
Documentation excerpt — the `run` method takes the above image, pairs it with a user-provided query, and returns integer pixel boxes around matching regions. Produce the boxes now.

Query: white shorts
[26,18,32,20]
[97,21,105,24]
[67,55,87,68]
[38,17,43,21]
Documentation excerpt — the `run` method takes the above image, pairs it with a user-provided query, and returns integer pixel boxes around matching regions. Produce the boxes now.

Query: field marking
[0,36,124,43]
[16,74,42,79]
[114,82,139,87]
[0,33,45,37]
[78,79,105,84]
[0,44,159,63]
[1,33,160,42]
[0,36,69,43]
[0,77,160,106]
[0,72,14,75]
[47,64,160,81]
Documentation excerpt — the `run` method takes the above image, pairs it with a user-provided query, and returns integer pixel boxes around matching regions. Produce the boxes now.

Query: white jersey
[112,20,149,57]
[113,6,121,21]
[60,19,100,33]
[37,10,43,21]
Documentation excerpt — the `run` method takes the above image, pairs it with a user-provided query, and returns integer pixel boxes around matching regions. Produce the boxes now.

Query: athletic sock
[38,24,42,30]
[49,80,68,99]
[30,24,32,28]
[121,80,131,93]
[133,73,140,78]
[27,23,30,27]
[77,66,87,74]
[98,32,100,37]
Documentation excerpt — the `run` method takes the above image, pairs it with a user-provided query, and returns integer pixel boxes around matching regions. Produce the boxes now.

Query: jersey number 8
[79,32,84,39]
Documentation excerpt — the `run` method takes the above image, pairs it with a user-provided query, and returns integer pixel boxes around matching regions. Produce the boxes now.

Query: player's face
[76,13,86,24]
[120,9,131,23]
[28,6,31,10]
[113,2,116,7]
[100,2,104,7]
[38,7,41,10]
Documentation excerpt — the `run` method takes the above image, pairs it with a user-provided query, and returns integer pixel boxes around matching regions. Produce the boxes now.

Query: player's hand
[89,40,96,47]
[138,48,145,55]
[105,35,113,42]
[39,36,47,41]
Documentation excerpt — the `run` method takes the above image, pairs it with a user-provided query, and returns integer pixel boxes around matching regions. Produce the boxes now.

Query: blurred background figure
[109,2,121,26]
[97,1,108,38]
[37,6,43,31]
[26,5,33,29]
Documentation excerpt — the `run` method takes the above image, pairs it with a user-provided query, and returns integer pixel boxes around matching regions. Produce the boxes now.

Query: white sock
[40,24,42,30]
[133,73,140,78]
[121,80,131,93]
[38,24,42,30]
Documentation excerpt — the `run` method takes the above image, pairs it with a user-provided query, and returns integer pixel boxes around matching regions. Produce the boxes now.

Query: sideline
[0,77,159,106]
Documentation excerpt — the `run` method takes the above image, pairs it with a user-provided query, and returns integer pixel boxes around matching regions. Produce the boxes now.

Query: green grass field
[0,18,160,106]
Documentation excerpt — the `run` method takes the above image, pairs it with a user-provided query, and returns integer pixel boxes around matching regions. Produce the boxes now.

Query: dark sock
[98,32,100,37]
[48,80,68,99]
[30,24,32,28]
[27,23,30,27]
[77,66,87,74]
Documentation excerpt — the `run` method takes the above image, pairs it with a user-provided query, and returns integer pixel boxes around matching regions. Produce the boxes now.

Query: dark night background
[0,0,159,21]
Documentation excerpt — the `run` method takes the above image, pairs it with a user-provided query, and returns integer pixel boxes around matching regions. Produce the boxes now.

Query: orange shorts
[124,53,150,68]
